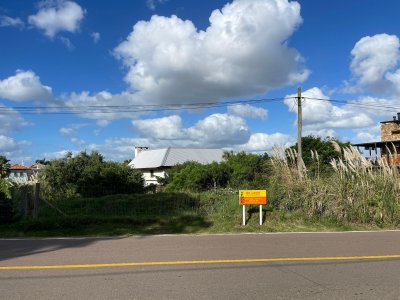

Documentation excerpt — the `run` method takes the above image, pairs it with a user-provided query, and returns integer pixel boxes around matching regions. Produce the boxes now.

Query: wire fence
[38,193,206,219]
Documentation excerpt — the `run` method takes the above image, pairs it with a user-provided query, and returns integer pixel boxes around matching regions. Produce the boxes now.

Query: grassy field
[0,191,392,237]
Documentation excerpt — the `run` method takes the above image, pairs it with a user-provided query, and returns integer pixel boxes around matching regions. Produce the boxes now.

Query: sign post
[239,190,267,226]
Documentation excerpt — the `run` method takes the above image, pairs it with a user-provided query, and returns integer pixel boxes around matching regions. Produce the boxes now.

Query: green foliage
[0,179,14,223]
[269,144,400,226]
[0,155,11,179]
[164,161,230,192]
[163,152,269,192]
[290,135,349,174]
[223,151,269,188]
[40,151,145,200]
[35,158,50,165]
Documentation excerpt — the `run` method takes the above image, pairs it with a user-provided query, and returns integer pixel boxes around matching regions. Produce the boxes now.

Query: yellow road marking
[1,254,400,270]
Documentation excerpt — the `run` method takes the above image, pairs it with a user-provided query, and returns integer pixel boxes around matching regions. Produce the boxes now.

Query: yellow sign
[239,190,267,205]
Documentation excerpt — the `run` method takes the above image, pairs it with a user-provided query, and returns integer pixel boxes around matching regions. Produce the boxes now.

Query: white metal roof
[129,148,224,169]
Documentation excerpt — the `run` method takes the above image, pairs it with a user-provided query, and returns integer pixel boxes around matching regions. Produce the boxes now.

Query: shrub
[40,151,145,200]
[0,179,13,223]
[163,152,269,192]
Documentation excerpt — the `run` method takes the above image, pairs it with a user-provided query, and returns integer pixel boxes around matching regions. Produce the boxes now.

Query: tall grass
[269,144,400,225]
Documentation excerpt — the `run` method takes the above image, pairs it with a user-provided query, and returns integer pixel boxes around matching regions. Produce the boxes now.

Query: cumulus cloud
[284,87,374,134]
[345,33,400,94]
[132,113,250,147]
[0,16,24,28]
[132,115,184,139]
[0,105,31,134]
[41,149,79,160]
[28,0,85,38]
[0,135,31,161]
[64,90,143,123]
[227,104,267,119]
[303,128,337,138]
[0,70,52,102]
[353,128,381,144]
[114,0,308,106]
[188,114,250,145]
[240,132,294,151]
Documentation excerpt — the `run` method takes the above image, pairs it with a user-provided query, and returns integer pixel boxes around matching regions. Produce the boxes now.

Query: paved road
[1,231,400,299]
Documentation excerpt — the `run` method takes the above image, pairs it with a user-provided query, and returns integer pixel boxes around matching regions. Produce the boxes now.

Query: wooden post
[297,87,303,177]
[32,183,40,220]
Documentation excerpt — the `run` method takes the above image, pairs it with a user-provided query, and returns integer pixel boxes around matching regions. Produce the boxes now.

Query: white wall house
[8,163,43,182]
[128,147,224,186]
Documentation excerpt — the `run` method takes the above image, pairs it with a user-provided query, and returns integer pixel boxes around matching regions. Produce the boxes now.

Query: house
[128,147,224,185]
[353,113,400,166]
[8,163,44,181]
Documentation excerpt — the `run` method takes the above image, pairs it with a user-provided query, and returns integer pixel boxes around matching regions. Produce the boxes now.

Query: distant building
[353,113,400,166]
[128,147,224,186]
[8,163,44,181]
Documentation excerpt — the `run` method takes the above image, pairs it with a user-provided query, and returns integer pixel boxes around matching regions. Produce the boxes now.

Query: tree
[35,158,51,165]
[223,151,269,188]
[163,151,270,192]
[40,151,145,200]
[0,156,10,179]
[289,135,349,174]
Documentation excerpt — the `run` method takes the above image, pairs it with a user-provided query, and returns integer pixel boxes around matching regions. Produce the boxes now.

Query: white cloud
[227,104,267,119]
[42,149,79,160]
[146,0,168,10]
[59,127,73,137]
[132,115,183,139]
[303,128,337,138]
[385,69,400,95]
[350,34,399,87]
[0,135,31,161]
[132,113,250,147]
[114,0,308,106]
[91,31,100,43]
[353,130,380,144]
[28,0,85,38]
[0,16,24,28]
[284,87,374,134]
[58,36,74,49]
[0,70,52,102]
[59,123,88,147]
[0,105,30,134]
[240,132,294,151]
[344,33,400,95]
[64,90,142,123]
[188,114,250,146]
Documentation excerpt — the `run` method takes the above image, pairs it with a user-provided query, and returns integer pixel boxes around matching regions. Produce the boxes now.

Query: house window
[150,170,154,178]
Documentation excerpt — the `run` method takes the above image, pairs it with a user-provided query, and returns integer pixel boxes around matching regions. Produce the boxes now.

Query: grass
[1,144,399,237]
[0,190,395,237]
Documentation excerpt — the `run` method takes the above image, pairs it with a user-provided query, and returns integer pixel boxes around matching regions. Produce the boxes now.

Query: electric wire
[1,96,400,115]
[0,97,287,115]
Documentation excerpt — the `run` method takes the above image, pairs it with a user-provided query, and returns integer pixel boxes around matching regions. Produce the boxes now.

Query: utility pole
[297,87,303,177]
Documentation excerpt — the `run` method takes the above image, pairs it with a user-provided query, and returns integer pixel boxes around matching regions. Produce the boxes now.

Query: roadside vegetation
[0,135,399,237]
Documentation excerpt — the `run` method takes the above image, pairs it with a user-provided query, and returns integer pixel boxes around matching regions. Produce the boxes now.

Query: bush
[0,179,13,223]
[163,152,269,192]
[40,151,145,200]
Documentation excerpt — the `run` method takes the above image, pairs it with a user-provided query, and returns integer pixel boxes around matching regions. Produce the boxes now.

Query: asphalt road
[1,231,400,299]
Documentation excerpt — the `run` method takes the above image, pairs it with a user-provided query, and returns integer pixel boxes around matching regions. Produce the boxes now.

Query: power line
[0,97,287,115]
[303,97,400,112]
[1,95,400,115]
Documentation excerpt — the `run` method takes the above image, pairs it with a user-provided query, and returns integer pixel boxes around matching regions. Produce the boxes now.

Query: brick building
[353,113,400,166]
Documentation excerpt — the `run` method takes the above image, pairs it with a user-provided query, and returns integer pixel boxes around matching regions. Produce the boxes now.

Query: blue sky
[1,0,400,164]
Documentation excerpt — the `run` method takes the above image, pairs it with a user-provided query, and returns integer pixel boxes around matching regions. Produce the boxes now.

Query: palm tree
[0,156,10,179]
